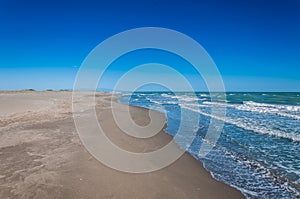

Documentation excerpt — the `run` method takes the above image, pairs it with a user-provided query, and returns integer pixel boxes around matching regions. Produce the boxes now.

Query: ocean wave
[203,101,229,106]
[222,148,300,197]
[202,101,300,121]
[161,93,173,97]
[146,97,179,105]
[122,92,300,198]
[238,101,300,120]
[181,104,300,142]
[200,94,209,97]
[160,93,200,102]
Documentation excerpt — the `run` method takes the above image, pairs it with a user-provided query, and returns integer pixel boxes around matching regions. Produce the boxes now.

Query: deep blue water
[119,92,300,198]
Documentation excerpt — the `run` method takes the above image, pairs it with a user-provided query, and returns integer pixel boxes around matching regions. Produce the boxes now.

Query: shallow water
[119,92,300,198]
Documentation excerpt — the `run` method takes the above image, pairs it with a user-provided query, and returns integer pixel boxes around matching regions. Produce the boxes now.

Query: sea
[119,92,300,198]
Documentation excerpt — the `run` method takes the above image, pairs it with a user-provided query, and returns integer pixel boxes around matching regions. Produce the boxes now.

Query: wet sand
[0,91,244,198]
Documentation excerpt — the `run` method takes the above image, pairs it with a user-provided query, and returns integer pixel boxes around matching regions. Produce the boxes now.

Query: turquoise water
[119,92,300,198]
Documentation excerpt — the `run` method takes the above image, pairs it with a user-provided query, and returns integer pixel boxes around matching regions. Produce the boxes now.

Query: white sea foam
[177,95,199,102]
[146,97,179,105]
[155,96,300,141]
[146,97,162,105]
[202,101,300,120]
[127,93,300,197]
[160,93,200,102]
[161,93,173,98]
[181,104,300,142]
[237,101,300,120]
[200,94,208,97]
[203,101,230,106]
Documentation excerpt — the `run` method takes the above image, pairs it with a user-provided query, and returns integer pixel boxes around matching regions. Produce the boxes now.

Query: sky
[0,0,299,91]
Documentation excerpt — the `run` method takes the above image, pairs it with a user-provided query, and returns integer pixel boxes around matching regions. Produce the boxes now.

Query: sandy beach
[0,91,244,199]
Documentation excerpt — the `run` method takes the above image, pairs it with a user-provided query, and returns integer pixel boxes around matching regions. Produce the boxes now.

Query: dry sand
[0,91,244,198]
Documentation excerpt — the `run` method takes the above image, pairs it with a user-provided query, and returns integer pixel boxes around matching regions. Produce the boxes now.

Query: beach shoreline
[0,91,244,198]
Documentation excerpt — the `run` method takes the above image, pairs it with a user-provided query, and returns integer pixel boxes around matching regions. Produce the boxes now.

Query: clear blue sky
[0,0,299,91]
